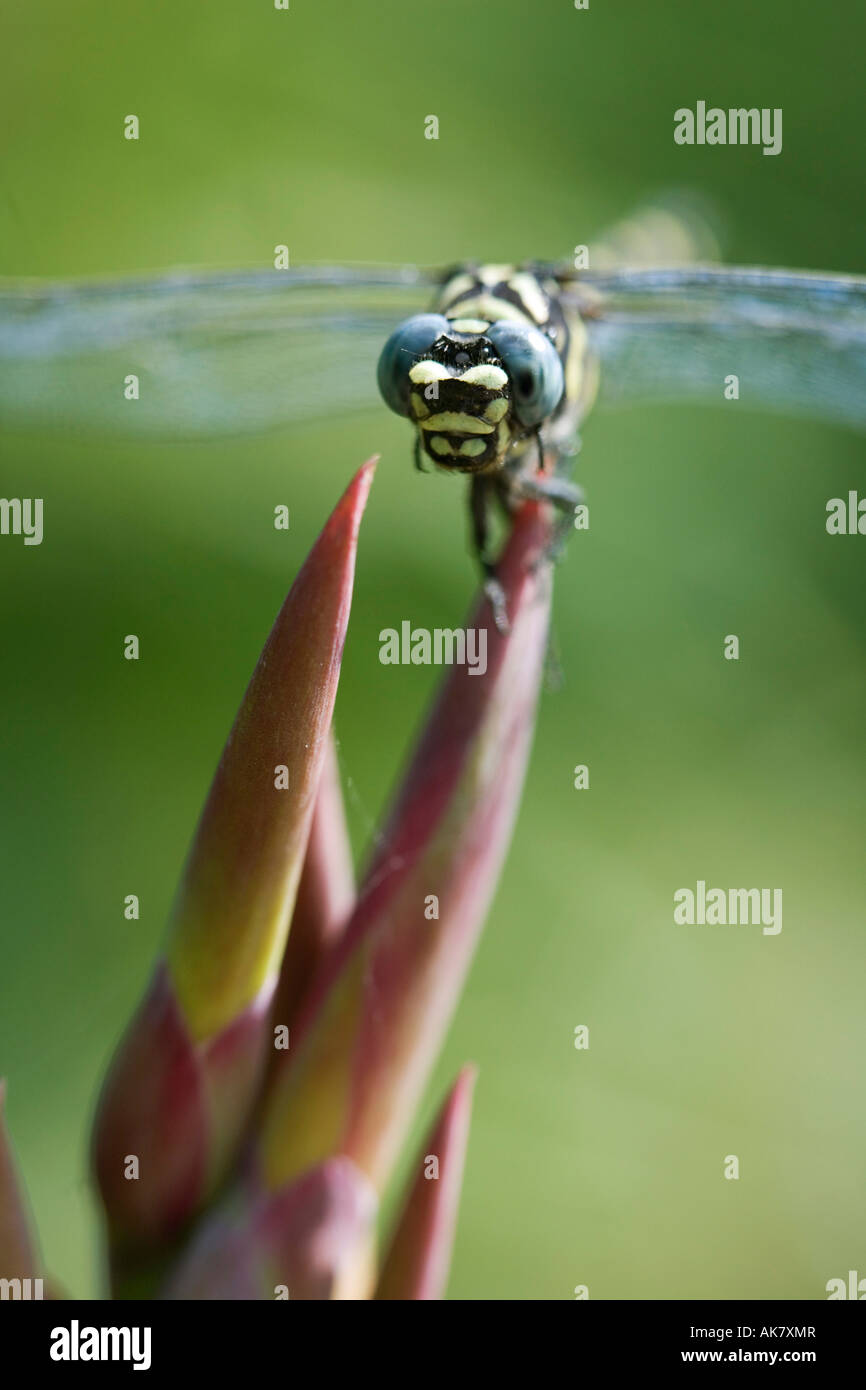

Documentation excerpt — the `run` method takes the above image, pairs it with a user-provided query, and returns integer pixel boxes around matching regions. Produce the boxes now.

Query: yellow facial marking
[419,412,494,435]
[459,438,487,458]
[409,392,430,419]
[449,318,489,335]
[409,360,451,385]
[495,420,511,452]
[484,398,509,423]
[429,436,454,457]
[458,364,508,389]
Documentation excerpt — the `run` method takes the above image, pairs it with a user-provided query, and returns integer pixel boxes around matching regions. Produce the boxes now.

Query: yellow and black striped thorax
[377,264,588,475]
[436,264,569,357]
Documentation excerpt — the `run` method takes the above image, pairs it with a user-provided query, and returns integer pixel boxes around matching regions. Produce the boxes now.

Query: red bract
[255,501,552,1199]
[7,466,555,1299]
[91,461,375,1289]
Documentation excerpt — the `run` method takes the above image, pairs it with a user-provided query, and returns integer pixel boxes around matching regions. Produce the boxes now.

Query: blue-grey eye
[377,314,450,416]
[486,321,564,427]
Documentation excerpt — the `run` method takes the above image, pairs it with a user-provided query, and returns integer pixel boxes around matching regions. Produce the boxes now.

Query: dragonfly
[2,203,865,610]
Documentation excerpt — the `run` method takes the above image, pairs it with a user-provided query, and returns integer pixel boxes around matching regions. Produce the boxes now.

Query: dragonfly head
[377,313,564,473]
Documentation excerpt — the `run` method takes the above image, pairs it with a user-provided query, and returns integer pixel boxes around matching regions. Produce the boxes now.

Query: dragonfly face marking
[377,266,570,474]
[380,315,513,473]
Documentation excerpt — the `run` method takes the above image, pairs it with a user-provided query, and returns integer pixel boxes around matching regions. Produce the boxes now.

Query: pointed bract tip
[326,456,378,539]
[375,1066,477,1301]
[165,458,375,1043]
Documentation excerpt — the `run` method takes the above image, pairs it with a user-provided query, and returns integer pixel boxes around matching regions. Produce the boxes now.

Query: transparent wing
[0,267,436,438]
[566,266,866,430]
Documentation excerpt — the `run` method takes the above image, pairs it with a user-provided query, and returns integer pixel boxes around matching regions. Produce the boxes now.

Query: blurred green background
[1,0,864,1300]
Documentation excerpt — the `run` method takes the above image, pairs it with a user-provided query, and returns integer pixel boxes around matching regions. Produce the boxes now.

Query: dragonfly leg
[469,476,510,634]
[514,470,584,515]
[512,470,585,567]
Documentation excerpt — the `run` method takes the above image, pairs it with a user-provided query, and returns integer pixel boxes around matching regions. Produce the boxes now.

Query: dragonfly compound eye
[377,314,450,416]
[486,320,564,428]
